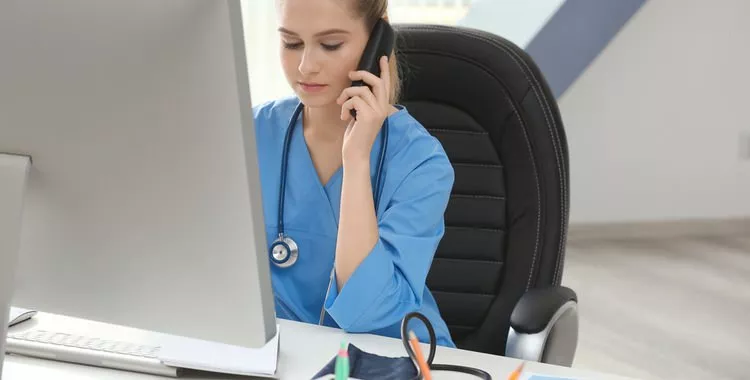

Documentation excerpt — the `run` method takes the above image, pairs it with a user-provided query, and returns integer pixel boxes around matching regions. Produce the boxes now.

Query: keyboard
[6,329,179,377]
[10,329,162,358]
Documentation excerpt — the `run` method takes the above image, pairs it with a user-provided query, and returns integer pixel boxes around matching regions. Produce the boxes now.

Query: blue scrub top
[252,95,456,348]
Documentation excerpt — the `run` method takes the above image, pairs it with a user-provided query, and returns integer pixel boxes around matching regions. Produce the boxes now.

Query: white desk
[3,312,635,380]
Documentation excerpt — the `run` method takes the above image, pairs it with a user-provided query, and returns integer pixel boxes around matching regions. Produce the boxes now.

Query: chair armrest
[506,286,578,366]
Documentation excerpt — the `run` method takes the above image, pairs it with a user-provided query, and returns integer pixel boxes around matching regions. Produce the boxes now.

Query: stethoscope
[401,312,492,379]
[269,101,389,268]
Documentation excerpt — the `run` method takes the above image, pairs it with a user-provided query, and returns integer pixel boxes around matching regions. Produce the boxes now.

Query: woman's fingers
[336,86,378,110]
[348,57,389,104]
[340,95,371,122]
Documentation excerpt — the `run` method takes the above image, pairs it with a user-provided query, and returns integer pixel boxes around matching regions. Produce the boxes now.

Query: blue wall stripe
[525,0,648,98]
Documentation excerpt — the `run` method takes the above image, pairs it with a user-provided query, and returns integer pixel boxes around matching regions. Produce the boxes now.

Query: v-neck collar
[293,115,340,228]
[287,103,408,227]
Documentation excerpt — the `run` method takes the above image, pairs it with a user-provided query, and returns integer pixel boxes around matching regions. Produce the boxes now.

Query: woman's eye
[321,43,343,51]
[283,41,303,50]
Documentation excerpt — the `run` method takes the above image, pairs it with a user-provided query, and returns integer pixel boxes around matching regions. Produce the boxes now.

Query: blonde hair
[349,0,401,104]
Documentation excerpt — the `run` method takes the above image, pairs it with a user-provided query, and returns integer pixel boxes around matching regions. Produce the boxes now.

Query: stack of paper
[526,375,579,380]
[158,324,281,378]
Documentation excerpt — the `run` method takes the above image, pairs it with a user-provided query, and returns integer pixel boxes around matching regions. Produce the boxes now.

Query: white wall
[558,0,750,224]
[240,1,292,106]
[458,0,565,48]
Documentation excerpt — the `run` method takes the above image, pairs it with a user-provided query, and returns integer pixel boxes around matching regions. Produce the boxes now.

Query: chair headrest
[393,24,556,137]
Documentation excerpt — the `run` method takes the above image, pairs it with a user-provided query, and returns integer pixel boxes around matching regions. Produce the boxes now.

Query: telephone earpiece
[349,19,395,119]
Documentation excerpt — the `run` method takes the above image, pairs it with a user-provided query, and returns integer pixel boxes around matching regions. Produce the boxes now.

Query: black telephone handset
[349,18,395,119]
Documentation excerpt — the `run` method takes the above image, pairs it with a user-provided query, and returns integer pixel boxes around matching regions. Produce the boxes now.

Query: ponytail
[387,41,400,104]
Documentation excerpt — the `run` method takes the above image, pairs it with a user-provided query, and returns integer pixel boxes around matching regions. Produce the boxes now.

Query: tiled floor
[561,234,750,380]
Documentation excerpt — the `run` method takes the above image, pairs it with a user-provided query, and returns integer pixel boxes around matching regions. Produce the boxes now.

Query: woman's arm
[333,56,392,290]
[334,156,378,290]
[326,56,454,331]
[324,147,454,332]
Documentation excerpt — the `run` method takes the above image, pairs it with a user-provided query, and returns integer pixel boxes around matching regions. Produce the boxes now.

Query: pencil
[508,362,525,380]
[408,331,431,380]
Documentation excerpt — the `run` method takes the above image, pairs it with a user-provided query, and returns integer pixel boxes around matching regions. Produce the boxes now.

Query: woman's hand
[336,55,391,164]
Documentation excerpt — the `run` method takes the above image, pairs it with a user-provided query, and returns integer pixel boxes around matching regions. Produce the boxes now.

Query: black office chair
[393,24,578,366]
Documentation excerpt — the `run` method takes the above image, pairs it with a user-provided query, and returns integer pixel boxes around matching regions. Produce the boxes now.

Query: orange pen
[508,362,525,380]
[408,331,432,380]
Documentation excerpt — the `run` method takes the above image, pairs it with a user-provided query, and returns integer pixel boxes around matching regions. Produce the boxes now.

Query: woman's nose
[298,48,321,75]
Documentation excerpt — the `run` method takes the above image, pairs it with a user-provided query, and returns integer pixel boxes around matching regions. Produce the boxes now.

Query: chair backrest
[393,24,570,355]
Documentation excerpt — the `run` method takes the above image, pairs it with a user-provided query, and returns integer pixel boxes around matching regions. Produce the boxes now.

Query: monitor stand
[0,153,31,375]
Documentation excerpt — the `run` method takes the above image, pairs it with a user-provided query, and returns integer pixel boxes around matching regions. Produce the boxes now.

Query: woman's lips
[299,82,328,93]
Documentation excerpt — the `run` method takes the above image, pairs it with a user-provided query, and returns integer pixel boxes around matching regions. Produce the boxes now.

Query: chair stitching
[427,128,488,135]
[451,194,505,200]
[414,25,569,287]
[452,163,503,169]
[409,25,543,290]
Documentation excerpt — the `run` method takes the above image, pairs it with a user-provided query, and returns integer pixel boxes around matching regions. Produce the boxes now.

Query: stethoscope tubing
[277,101,388,241]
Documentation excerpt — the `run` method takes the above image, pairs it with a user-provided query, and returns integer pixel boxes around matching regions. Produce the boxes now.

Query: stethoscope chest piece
[270,234,299,268]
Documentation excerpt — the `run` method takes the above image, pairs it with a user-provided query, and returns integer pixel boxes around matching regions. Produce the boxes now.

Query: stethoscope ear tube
[276,103,304,240]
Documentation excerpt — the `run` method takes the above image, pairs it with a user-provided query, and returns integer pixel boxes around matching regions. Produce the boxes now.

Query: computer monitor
[0,0,276,369]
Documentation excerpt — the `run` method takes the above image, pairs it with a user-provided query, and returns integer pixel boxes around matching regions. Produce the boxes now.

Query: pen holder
[312,343,418,380]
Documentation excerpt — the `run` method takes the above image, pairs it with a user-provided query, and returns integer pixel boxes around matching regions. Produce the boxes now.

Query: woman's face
[277,0,369,109]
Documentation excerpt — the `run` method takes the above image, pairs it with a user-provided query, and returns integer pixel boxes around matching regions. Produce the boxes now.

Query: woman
[253,0,456,348]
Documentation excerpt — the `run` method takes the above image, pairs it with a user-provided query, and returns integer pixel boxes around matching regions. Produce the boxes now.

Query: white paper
[7,307,37,327]
[158,324,280,378]
[523,374,580,380]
